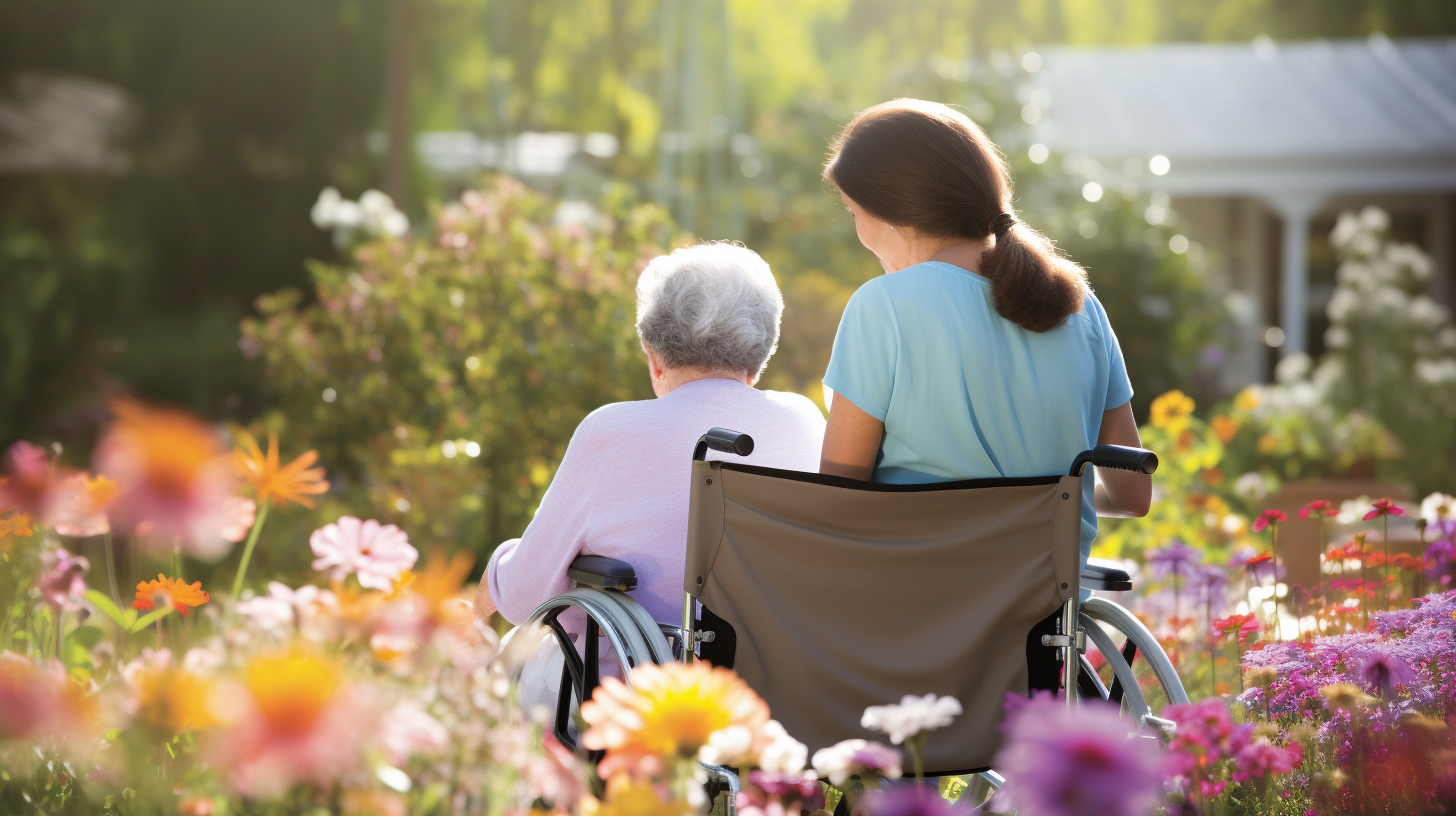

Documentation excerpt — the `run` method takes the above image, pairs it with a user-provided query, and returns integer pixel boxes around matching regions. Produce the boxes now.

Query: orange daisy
[233,431,329,508]
[133,574,211,617]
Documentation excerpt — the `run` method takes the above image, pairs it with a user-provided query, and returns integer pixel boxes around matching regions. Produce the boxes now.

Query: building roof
[1029,36,1456,200]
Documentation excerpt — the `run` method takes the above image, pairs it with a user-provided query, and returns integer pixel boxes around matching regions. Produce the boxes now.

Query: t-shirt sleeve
[486,415,600,624]
[822,282,900,422]
[1093,296,1134,411]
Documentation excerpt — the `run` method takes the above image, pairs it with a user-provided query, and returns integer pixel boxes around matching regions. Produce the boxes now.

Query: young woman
[819,99,1150,565]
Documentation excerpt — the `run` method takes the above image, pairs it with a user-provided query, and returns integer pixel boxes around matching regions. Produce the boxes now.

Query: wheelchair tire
[1078,596,1189,731]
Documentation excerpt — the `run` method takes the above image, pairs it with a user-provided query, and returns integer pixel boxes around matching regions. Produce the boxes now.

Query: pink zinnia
[310,516,417,591]
[1231,739,1301,783]
[1363,498,1406,521]
[1298,500,1337,519]
[36,548,89,612]
[1252,509,1287,533]
[994,697,1161,816]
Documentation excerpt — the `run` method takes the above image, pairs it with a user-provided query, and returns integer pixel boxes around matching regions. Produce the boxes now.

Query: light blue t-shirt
[823,261,1133,563]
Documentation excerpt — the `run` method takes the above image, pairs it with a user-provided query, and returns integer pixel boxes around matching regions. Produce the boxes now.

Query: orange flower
[234,431,329,508]
[133,665,218,733]
[52,473,118,537]
[0,511,33,540]
[1210,414,1239,444]
[133,574,211,617]
[410,550,475,619]
[245,649,341,736]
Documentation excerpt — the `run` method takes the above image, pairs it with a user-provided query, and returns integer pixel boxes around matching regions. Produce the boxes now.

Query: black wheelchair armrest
[567,555,637,591]
[1070,445,1159,477]
[1081,558,1133,592]
[693,427,755,461]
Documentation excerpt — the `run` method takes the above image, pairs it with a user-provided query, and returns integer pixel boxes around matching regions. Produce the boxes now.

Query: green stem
[54,608,66,662]
[1383,515,1390,612]
[909,734,925,780]
[230,501,271,599]
[103,531,122,607]
[1271,525,1281,640]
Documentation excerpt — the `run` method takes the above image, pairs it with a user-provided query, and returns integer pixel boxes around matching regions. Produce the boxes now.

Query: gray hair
[635,242,783,376]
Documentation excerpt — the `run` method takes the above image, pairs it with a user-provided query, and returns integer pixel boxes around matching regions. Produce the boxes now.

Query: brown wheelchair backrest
[683,459,1083,774]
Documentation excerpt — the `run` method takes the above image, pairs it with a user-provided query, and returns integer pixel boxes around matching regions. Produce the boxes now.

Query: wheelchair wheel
[1078,596,1189,733]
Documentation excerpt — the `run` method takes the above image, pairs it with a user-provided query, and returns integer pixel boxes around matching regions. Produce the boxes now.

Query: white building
[1030,35,1456,387]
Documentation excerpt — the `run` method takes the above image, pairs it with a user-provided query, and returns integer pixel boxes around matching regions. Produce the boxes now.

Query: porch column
[1266,195,1324,357]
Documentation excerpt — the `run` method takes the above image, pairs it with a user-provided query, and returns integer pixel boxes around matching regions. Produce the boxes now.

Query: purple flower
[1146,540,1203,582]
[1358,653,1415,696]
[746,770,823,805]
[36,547,89,612]
[866,784,971,816]
[994,697,1161,816]
[1188,564,1231,610]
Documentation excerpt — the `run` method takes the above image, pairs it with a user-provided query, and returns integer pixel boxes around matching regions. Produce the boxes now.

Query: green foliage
[241,179,672,553]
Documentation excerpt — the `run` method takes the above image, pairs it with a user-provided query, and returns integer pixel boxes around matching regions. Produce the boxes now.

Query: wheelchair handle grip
[693,427,755,461]
[1070,445,1159,476]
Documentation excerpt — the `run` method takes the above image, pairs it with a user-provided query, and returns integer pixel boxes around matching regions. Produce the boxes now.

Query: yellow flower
[133,666,218,734]
[245,649,341,735]
[1321,683,1372,712]
[233,431,330,508]
[581,662,770,779]
[1149,390,1195,430]
[1257,434,1280,454]
[133,574,211,617]
[585,777,695,816]
[1210,414,1239,444]
[1234,387,1261,412]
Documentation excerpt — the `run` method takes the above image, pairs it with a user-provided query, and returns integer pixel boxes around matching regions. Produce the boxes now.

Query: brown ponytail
[823,99,1089,333]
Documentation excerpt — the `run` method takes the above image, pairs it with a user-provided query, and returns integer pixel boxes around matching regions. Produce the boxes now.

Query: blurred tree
[240,179,672,552]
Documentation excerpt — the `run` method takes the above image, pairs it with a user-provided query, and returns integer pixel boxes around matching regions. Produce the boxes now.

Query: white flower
[698,724,755,767]
[237,581,340,635]
[1233,472,1269,501]
[1415,358,1456,385]
[1336,497,1374,525]
[1422,493,1456,523]
[311,187,343,229]
[810,739,903,787]
[1359,205,1390,233]
[757,720,808,774]
[860,693,962,745]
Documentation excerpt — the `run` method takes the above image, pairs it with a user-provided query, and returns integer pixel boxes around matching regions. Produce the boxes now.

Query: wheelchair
[511,428,1188,812]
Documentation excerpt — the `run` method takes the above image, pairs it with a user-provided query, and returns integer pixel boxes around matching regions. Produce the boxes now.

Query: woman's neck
[655,368,752,397]
[924,237,993,274]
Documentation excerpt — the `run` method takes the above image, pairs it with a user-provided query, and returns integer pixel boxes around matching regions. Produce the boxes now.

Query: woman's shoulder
[754,388,828,428]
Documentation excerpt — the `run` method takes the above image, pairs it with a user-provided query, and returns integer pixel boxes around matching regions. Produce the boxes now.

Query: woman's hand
[473,579,499,624]
[819,390,884,480]
[1094,401,1152,518]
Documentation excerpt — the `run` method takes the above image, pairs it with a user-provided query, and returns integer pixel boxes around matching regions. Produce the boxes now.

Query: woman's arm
[819,390,885,480]
[1094,401,1152,518]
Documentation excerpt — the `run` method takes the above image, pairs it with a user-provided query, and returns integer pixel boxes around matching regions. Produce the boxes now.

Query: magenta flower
[1231,739,1301,783]
[746,770,822,802]
[1163,698,1253,778]
[1358,652,1415,696]
[36,548,89,611]
[1298,500,1337,519]
[309,516,418,591]
[994,696,1161,816]
[1363,498,1405,521]
[866,784,971,816]
[1252,509,1287,533]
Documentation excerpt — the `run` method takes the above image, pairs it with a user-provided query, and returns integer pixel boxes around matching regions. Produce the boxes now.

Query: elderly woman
[477,242,825,628]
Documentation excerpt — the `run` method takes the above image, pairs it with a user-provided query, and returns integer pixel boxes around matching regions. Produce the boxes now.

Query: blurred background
[4,0,1456,568]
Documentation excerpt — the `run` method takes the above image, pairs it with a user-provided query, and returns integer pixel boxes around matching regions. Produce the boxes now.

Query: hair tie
[991,212,1017,237]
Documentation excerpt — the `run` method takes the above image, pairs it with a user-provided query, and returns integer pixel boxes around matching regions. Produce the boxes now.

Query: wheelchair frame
[516,429,1188,811]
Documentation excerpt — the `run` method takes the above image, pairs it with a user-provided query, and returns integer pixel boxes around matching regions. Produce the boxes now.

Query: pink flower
[93,400,238,561]
[49,473,116,537]
[0,653,91,743]
[1358,653,1415,696]
[1363,498,1406,521]
[0,442,64,517]
[1298,500,1337,520]
[1231,739,1300,783]
[235,582,339,634]
[310,516,417,591]
[36,548,89,612]
[379,701,448,765]
[1252,509,1287,533]
[218,497,257,543]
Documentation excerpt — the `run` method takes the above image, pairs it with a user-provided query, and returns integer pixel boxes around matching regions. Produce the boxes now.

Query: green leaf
[129,607,173,633]
[83,589,128,628]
